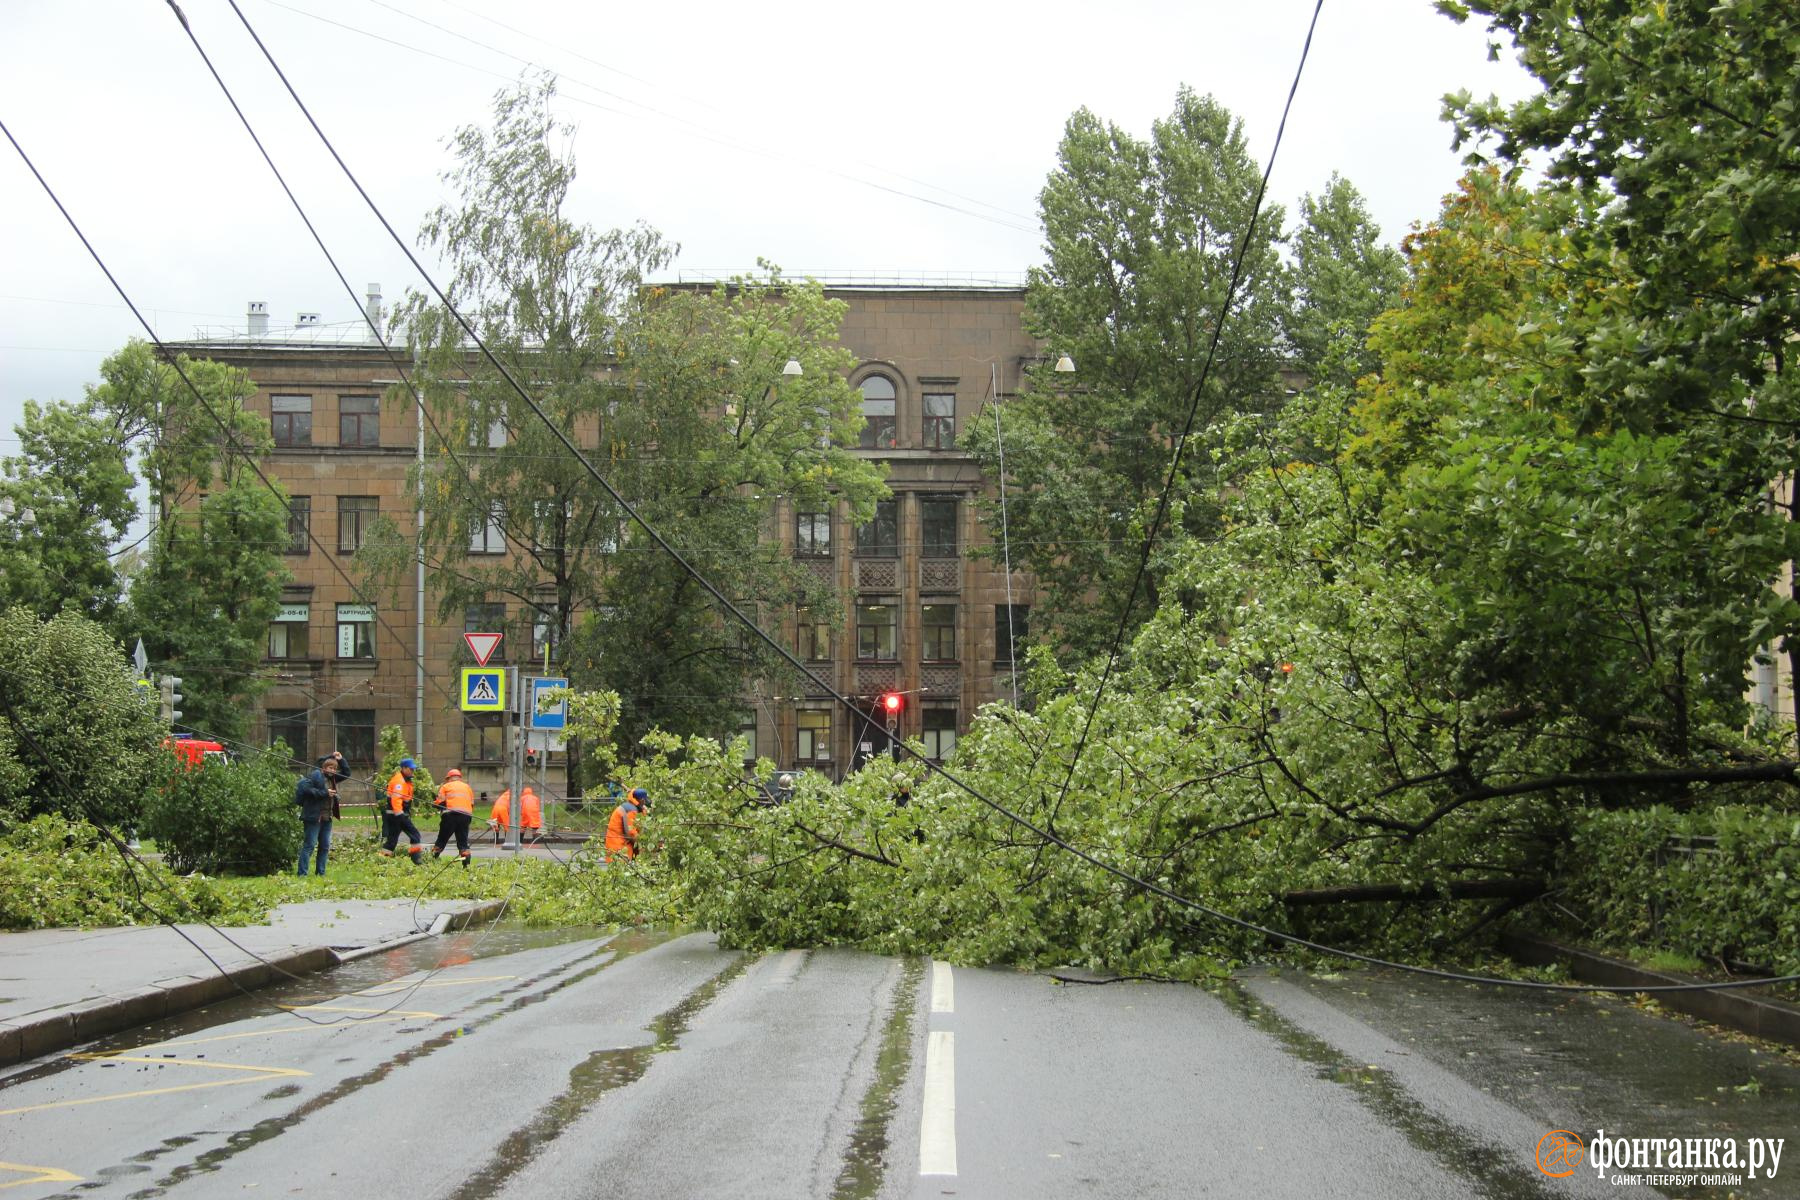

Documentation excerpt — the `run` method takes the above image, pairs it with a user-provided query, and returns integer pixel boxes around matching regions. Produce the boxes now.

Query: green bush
[0,607,165,830]
[1558,805,1800,976]
[0,813,257,928]
[142,745,301,876]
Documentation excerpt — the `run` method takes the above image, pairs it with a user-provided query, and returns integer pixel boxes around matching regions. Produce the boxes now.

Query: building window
[285,496,311,555]
[922,603,957,661]
[795,510,831,558]
[470,504,506,555]
[726,709,757,764]
[271,395,312,447]
[922,705,958,761]
[922,392,956,450]
[921,496,959,558]
[471,415,507,449]
[796,606,831,661]
[339,395,379,447]
[338,496,377,553]
[855,499,898,558]
[335,709,377,764]
[796,708,832,764]
[859,375,896,450]
[465,602,506,644]
[268,708,308,764]
[336,603,375,659]
[463,713,504,762]
[532,605,561,663]
[995,604,1030,666]
[856,598,898,661]
[268,603,310,660]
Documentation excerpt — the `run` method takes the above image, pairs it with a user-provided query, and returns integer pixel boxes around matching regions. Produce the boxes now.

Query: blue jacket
[294,768,335,822]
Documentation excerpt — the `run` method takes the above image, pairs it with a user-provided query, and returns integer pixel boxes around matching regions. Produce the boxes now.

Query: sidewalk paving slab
[0,897,508,1069]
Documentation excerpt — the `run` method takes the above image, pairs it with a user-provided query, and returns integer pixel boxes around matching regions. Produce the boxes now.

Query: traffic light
[525,745,540,770]
[880,692,902,734]
[158,674,183,724]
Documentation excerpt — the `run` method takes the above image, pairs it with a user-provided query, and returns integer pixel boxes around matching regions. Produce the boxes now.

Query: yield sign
[464,631,503,666]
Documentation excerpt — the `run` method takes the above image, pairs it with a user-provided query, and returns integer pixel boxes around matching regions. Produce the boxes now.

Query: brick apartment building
[166,284,1046,803]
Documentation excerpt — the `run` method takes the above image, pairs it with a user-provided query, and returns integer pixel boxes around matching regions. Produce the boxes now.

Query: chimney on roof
[247,300,269,337]
[365,283,384,344]
[296,312,321,327]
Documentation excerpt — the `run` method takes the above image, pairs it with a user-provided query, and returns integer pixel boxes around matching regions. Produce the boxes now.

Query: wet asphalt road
[1,927,1796,1199]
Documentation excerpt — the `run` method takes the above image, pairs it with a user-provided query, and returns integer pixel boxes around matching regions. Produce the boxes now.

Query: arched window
[860,375,897,450]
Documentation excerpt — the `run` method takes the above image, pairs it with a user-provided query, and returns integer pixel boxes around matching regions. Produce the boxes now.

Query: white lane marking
[930,960,954,1013]
[919,1030,958,1176]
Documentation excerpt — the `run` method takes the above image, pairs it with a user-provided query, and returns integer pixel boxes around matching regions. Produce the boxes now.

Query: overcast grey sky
[0,0,1537,443]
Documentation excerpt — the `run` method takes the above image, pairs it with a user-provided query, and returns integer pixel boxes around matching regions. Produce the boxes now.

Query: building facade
[167,285,1044,803]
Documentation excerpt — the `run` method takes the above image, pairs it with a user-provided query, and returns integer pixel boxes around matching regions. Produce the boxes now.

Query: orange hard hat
[444,768,463,780]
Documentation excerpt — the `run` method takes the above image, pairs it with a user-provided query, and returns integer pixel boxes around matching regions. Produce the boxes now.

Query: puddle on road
[832,957,926,1200]
[1217,981,1562,1200]
[444,952,752,1200]
[52,925,678,1199]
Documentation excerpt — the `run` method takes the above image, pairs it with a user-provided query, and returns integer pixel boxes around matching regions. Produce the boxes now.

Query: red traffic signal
[881,692,902,714]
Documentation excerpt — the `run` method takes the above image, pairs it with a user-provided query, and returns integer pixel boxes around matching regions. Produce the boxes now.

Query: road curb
[0,900,511,1069]
[1502,933,1800,1047]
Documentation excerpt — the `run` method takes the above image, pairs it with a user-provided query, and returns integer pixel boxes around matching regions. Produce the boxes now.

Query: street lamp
[1053,353,1075,373]
[782,358,804,377]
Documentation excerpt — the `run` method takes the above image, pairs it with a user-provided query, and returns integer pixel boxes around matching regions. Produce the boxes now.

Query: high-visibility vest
[491,790,511,826]
[385,771,414,814]
[520,788,542,829]
[438,779,475,814]
[605,801,641,860]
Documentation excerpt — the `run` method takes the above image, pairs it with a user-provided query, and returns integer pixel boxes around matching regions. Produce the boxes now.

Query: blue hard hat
[631,788,648,801]
[400,758,416,769]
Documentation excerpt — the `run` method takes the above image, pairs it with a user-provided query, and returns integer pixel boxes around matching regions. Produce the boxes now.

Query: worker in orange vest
[431,768,476,868]
[378,758,424,863]
[519,786,543,841]
[488,788,511,844]
[605,788,649,862]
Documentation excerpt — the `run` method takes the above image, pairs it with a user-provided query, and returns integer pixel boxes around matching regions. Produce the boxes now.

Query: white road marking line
[919,1030,957,1176]
[930,960,954,1013]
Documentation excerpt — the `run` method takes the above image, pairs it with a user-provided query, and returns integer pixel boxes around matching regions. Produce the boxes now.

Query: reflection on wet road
[0,926,1794,1198]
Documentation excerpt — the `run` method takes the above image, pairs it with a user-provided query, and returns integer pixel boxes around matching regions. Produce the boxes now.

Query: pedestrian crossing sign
[460,668,505,712]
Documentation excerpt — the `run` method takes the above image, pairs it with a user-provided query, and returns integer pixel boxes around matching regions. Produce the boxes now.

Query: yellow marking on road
[104,1017,408,1053]
[0,1162,80,1190]
[356,973,515,996]
[278,1004,440,1018]
[67,1055,308,1075]
[0,1162,82,1190]
[0,1057,308,1117]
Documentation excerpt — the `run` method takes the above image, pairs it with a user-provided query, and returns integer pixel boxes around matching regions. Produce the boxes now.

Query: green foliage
[0,398,137,622]
[1558,806,1800,977]
[1283,173,1407,387]
[376,724,436,808]
[962,87,1292,658]
[0,814,259,930]
[0,607,164,830]
[141,745,300,876]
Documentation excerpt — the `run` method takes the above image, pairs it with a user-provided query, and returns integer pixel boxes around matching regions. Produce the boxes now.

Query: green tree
[0,398,137,621]
[961,87,1291,657]
[0,607,165,830]
[91,342,290,744]
[1441,0,1800,745]
[1282,173,1407,386]
[393,79,884,769]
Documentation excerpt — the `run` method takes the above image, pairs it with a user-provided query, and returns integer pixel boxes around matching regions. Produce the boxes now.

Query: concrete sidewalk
[0,897,509,1068]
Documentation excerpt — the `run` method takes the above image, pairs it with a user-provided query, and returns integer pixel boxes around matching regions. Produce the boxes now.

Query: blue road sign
[461,668,505,712]
[528,676,568,730]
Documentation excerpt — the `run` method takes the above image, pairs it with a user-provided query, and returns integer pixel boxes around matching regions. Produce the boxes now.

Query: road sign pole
[508,665,522,853]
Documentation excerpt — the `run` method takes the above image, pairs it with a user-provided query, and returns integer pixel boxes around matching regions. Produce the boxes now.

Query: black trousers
[382,810,422,852]
[433,810,472,855]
